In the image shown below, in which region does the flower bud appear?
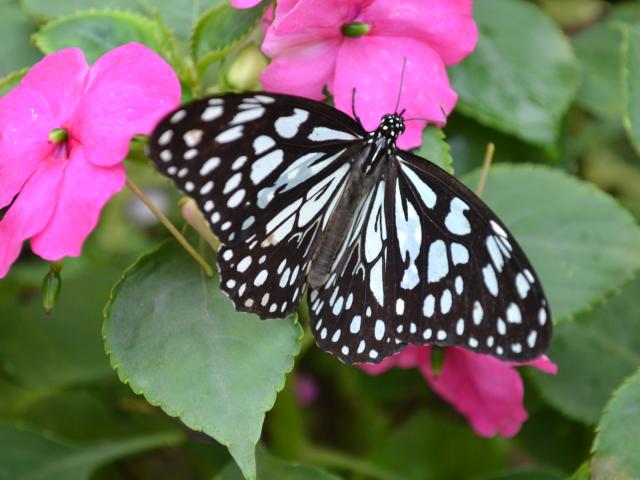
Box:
[42,267,62,314]
[180,198,219,250]
[226,44,268,91]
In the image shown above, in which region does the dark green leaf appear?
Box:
[530,278,640,424]
[450,0,580,152]
[216,446,341,480]
[573,22,624,118]
[592,368,640,478]
[103,240,302,479]
[462,164,640,321]
[0,422,182,480]
[370,410,506,480]
[0,259,126,388]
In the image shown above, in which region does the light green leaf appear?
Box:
[216,446,341,480]
[621,24,640,157]
[530,277,640,424]
[0,423,182,480]
[592,368,640,479]
[103,240,302,480]
[0,3,41,77]
[191,1,267,72]
[462,164,640,321]
[414,126,454,174]
[449,0,580,153]
[21,0,136,18]
[33,10,169,63]
[0,68,28,95]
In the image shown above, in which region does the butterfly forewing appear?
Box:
[148,93,363,317]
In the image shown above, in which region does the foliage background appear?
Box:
[1,0,640,479]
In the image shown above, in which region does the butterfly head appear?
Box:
[378,113,405,141]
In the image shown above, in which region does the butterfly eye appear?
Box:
[148,92,552,365]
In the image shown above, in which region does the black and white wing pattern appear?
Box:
[148,93,364,318]
[309,151,552,364]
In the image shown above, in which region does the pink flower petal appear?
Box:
[17,48,89,123]
[359,345,422,375]
[230,0,262,8]
[30,145,125,260]
[0,160,64,278]
[70,43,181,167]
[362,0,478,65]
[262,0,362,56]
[333,35,457,149]
[261,39,340,100]
[510,354,558,375]
[0,87,57,208]
[420,348,529,438]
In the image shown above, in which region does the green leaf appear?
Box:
[592,368,640,478]
[33,10,169,63]
[191,1,267,71]
[530,277,640,424]
[621,24,640,157]
[103,240,302,480]
[21,0,136,18]
[572,22,625,119]
[414,126,454,174]
[569,462,591,480]
[0,259,127,389]
[216,446,341,480]
[461,164,640,321]
[370,410,506,480]
[0,422,182,480]
[476,471,564,480]
[449,0,580,153]
[0,3,42,77]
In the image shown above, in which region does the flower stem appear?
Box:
[475,142,495,197]
[125,177,213,277]
[302,444,399,480]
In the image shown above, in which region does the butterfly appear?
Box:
[147,92,552,364]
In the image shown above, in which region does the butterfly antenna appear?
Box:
[351,88,363,127]
[394,57,408,115]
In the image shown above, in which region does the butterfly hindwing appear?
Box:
[147,93,364,318]
[389,151,552,361]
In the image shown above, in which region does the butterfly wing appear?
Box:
[310,150,552,364]
[147,93,364,318]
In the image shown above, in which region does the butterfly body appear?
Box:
[148,92,552,365]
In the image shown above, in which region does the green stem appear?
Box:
[302,445,399,480]
[126,177,213,277]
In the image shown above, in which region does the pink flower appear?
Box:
[361,346,557,437]
[0,44,181,278]
[231,0,261,7]
[261,0,477,148]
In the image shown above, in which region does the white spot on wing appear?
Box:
[427,240,448,283]
[445,198,471,235]
[275,108,309,138]
[308,126,356,142]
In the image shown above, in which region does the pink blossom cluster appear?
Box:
[0,44,180,277]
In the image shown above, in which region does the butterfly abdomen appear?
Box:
[308,143,384,288]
